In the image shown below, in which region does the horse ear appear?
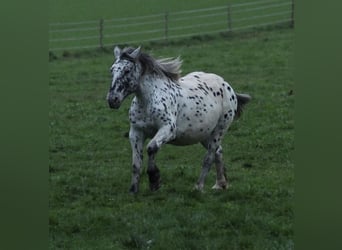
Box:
[129,46,141,60]
[114,46,121,59]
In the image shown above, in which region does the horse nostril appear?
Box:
[108,96,121,109]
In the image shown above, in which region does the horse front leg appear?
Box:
[146,147,161,191]
[146,124,176,191]
[129,127,145,194]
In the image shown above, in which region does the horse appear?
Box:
[106,46,251,193]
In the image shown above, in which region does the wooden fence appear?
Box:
[49,0,294,51]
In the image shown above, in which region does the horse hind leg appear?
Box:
[197,116,231,191]
[212,145,229,190]
[196,137,223,191]
[196,144,228,191]
[195,148,215,191]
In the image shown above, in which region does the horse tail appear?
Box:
[235,93,251,119]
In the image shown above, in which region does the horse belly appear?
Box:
[171,107,221,146]
[170,129,214,145]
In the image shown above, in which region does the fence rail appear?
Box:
[49,0,294,51]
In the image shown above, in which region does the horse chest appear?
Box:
[129,98,176,137]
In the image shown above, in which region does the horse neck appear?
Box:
[136,74,169,103]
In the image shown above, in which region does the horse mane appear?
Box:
[121,47,182,81]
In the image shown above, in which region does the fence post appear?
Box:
[291,0,294,28]
[227,4,232,33]
[164,11,169,43]
[99,18,104,49]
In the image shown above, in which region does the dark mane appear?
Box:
[121,47,182,81]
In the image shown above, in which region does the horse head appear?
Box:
[107,46,142,109]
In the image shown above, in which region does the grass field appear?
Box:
[49,25,294,249]
[49,0,286,23]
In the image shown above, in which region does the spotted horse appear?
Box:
[107,46,251,193]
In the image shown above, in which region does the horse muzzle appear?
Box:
[107,95,122,109]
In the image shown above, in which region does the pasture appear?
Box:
[49,0,291,23]
[49,26,294,249]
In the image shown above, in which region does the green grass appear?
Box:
[49,0,281,23]
[49,28,294,249]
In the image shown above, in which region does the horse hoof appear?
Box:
[212,182,229,190]
[149,181,161,192]
[193,184,204,192]
[129,184,139,194]
[147,168,161,191]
